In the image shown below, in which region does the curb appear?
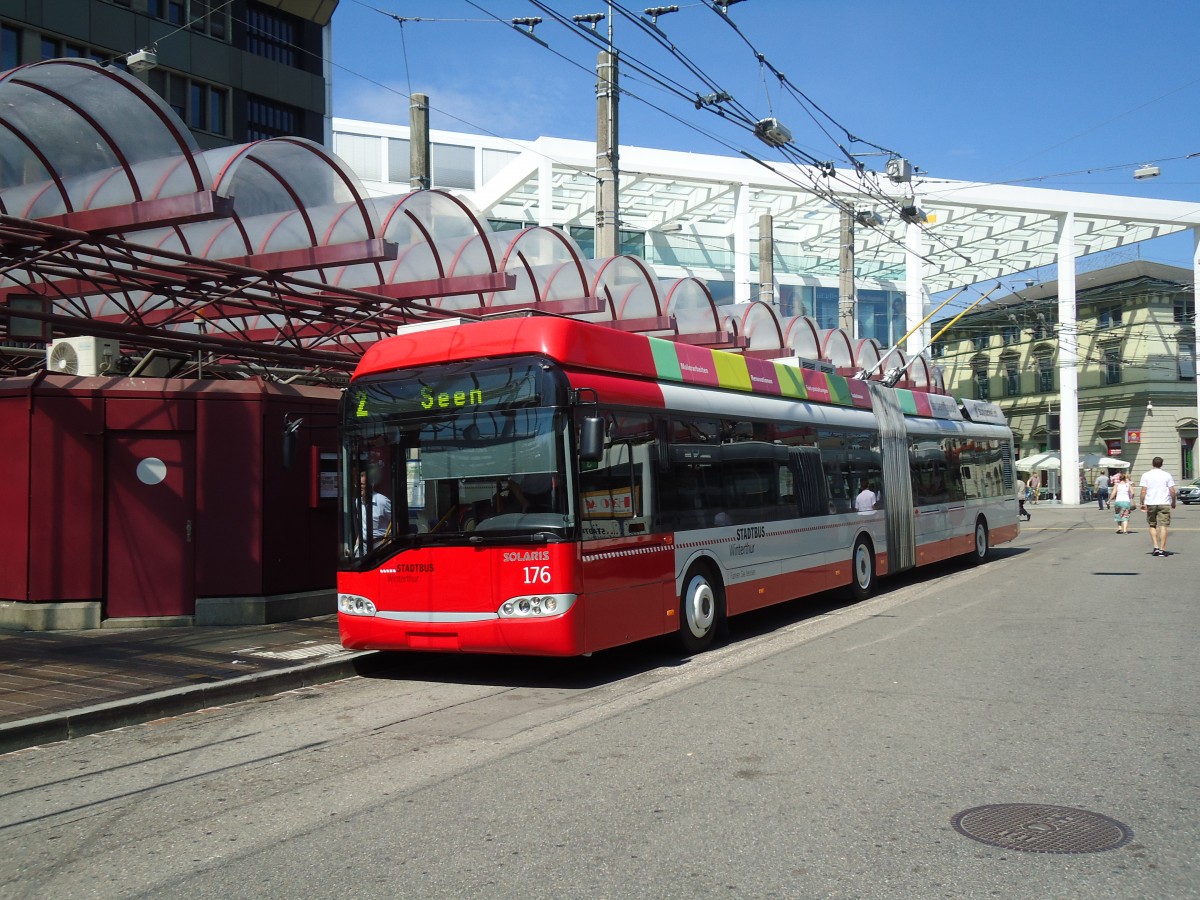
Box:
[0,651,376,756]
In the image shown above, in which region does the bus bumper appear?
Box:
[338,609,586,657]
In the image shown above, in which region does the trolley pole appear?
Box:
[410,92,431,191]
[595,47,619,258]
[758,214,775,305]
[839,207,856,332]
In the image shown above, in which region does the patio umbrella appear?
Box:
[1015,451,1061,471]
[1016,451,1130,471]
[1079,452,1130,469]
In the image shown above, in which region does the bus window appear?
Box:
[580,413,654,540]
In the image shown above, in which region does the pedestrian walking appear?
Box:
[1016,477,1031,521]
[1111,472,1133,533]
[1138,457,1177,557]
[1028,472,1040,505]
[1095,471,1110,510]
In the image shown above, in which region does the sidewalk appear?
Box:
[0,614,372,754]
[2,502,1189,756]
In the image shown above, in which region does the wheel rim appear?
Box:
[685,576,715,638]
[854,542,872,590]
[975,522,988,557]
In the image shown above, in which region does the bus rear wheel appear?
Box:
[971,516,990,564]
[679,566,721,654]
[849,536,876,601]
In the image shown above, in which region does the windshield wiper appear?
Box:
[468,530,565,546]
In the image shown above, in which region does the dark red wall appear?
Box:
[0,375,340,618]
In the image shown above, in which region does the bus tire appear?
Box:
[971,516,990,564]
[849,535,876,602]
[679,565,721,654]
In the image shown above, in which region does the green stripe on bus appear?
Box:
[774,362,808,399]
[896,390,919,415]
[649,338,683,382]
[827,374,853,405]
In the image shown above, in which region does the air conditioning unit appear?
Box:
[778,355,836,374]
[46,336,121,376]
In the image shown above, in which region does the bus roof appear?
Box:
[355,315,968,421]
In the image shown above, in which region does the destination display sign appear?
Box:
[348,362,544,421]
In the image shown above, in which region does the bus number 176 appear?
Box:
[524,566,552,585]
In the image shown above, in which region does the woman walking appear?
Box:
[1112,472,1134,533]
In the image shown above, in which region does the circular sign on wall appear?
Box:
[136,457,168,485]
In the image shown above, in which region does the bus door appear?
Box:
[579,415,672,649]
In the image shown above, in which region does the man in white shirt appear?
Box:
[855,482,878,513]
[359,470,393,550]
[1138,457,1177,557]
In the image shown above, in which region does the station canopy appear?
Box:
[5,61,1195,388]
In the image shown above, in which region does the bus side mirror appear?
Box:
[580,416,604,462]
[282,417,302,470]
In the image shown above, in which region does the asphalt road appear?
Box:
[2,507,1197,899]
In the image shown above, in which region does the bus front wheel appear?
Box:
[849,536,876,601]
[679,566,721,654]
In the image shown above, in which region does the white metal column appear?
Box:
[538,157,554,228]
[1194,228,1200,471]
[905,218,926,355]
[1057,212,1081,505]
[734,182,751,304]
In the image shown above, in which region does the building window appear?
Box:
[151,0,185,25]
[813,287,839,330]
[432,143,475,190]
[1003,359,1019,397]
[973,368,990,401]
[149,71,228,136]
[929,340,945,360]
[483,148,519,182]
[1178,339,1195,380]
[1097,306,1123,328]
[971,333,989,351]
[1103,346,1121,385]
[1175,297,1196,324]
[568,227,646,261]
[387,138,410,183]
[246,95,300,140]
[333,133,382,181]
[246,2,298,65]
[1037,356,1054,392]
[1002,324,1020,345]
[149,1,229,40]
[2,25,19,70]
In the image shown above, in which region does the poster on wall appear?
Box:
[1125,430,1142,444]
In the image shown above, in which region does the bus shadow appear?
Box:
[353,550,1028,691]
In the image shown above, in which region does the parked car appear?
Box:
[1180,479,1200,504]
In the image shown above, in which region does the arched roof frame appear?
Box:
[726,302,790,358]
[480,226,597,315]
[781,316,823,361]
[0,60,210,227]
[819,328,856,371]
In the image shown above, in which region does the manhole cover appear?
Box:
[951,804,1133,854]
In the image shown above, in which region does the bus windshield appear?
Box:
[339,358,574,566]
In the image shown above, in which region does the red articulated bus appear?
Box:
[336,315,1017,656]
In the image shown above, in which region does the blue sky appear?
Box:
[330,1,1200,271]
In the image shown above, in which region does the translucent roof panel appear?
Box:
[662,278,720,334]
[728,302,785,351]
[206,139,371,224]
[0,60,203,218]
[781,316,822,360]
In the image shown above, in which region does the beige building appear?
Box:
[933,261,1197,489]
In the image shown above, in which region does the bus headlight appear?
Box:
[497,594,576,619]
[338,593,377,616]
